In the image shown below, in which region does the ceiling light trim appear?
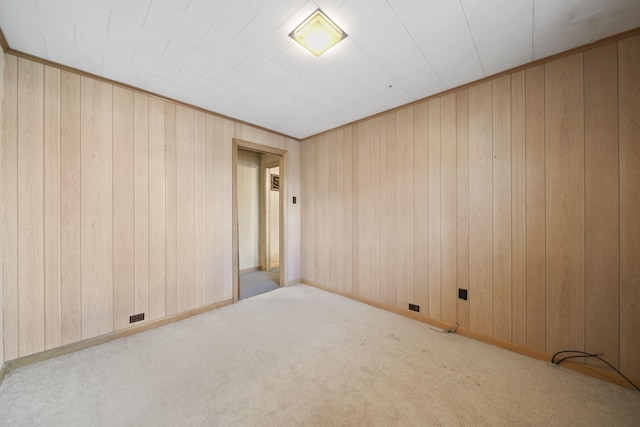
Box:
[289,9,347,57]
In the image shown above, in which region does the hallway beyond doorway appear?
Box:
[239,268,280,300]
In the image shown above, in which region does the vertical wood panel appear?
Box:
[380,114,397,306]
[44,65,61,349]
[383,118,396,304]
[525,65,546,351]
[315,135,330,288]
[428,99,441,319]
[301,141,311,281]
[286,137,301,283]
[413,103,429,315]
[441,92,457,324]
[80,77,113,339]
[370,118,381,302]
[511,71,527,345]
[212,117,225,302]
[176,106,195,312]
[337,131,347,292]
[456,89,470,329]
[619,35,640,380]
[351,126,359,296]
[320,136,331,287]
[468,81,493,336]
[164,102,177,316]
[342,126,353,294]
[1,54,18,360]
[18,58,45,356]
[205,115,216,303]
[222,119,234,301]
[584,43,619,367]
[307,137,318,284]
[0,52,4,363]
[545,53,585,353]
[59,70,82,345]
[112,86,135,331]
[329,130,342,291]
[357,121,371,300]
[492,75,512,341]
[194,111,207,307]
[378,117,388,303]
[396,107,414,309]
[134,92,149,322]
[148,97,165,320]
[325,133,336,289]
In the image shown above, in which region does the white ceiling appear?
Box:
[1,0,639,139]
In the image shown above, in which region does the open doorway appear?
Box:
[263,159,280,275]
[233,140,287,301]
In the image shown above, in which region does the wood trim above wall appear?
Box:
[235,138,287,156]
[2,23,637,144]
[0,28,299,142]
[264,160,281,169]
[304,26,640,141]
[0,26,9,51]
[300,279,640,391]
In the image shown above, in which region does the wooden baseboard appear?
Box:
[301,279,639,390]
[287,278,301,286]
[1,298,233,379]
[0,362,6,384]
[301,279,454,331]
[559,360,639,389]
[240,267,261,274]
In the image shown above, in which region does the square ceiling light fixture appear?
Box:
[289,9,347,56]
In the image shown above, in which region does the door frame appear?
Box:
[232,138,288,303]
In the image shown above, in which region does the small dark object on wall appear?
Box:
[271,174,280,191]
[129,313,145,323]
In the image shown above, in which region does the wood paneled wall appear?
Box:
[301,35,640,380]
[0,54,301,362]
[0,49,4,365]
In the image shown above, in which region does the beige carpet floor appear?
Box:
[0,284,638,426]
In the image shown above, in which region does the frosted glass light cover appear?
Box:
[289,9,347,56]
